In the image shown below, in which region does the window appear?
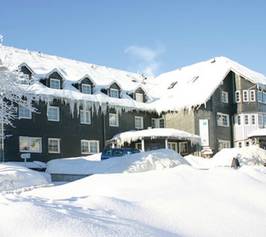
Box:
[168,142,178,152]
[217,113,229,127]
[135,143,142,150]
[235,90,241,103]
[236,115,241,125]
[110,88,119,98]
[179,142,188,154]
[19,136,42,153]
[135,116,144,129]
[257,91,263,103]
[251,115,256,125]
[50,78,61,89]
[135,92,144,102]
[221,91,228,103]
[151,118,165,128]
[48,138,60,153]
[243,90,249,102]
[80,109,91,124]
[245,141,249,146]
[238,142,242,148]
[250,90,256,102]
[18,105,31,119]
[81,84,92,94]
[47,105,59,121]
[218,140,231,151]
[81,140,99,154]
[109,113,119,127]
[263,92,266,104]
[244,115,249,125]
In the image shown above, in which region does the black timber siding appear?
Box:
[4,100,154,162]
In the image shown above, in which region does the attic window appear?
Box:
[168,81,178,89]
[110,88,119,98]
[81,84,92,94]
[50,78,61,89]
[192,76,199,83]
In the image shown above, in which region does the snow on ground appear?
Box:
[46,149,187,175]
[1,164,266,237]
[0,164,50,192]
[212,145,266,167]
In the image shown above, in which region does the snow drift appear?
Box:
[212,145,266,167]
[0,164,50,192]
[46,149,188,175]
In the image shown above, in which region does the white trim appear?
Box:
[243,90,249,102]
[19,136,42,153]
[168,142,178,152]
[135,92,144,102]
[217,112,230,127]
[250,90,256,102]
[18,105,32,119]
[47,105,60,122]
[235,90,241,103]
[135,116,144,129]
[50,78,61,89]
[218,139,231,150]
[80,109,91,124]
[81,140,99,154]
[109,112,119,127]
[48,138,60,154]
[81,84,92,94]
[109,88,119,98]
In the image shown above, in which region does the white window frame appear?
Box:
[135,92,144,102]
[179,142,189,154]
[47,105,60,122]
[217,112,230,127]
[81,84,92,94]
[235,90,241,103]
[19,136,42,153]
[218,139,231,151]
[50,78,61,89]
[81,140,99,154]
[135,116,144,129]
[244,115,249,125]
[250,90,256,102]
[236,115,241,125]
[221,91,229,103]
[110,88,119,98]
[151,118,165,128]
[48,138,60,154]
[80,109,91,125]
[251,114,256,125]
[168,142,178,152]
[109,112,119,127]
[243,90,249,102]
[18,105,32,119]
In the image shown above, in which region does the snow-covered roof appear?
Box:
[248,128,266,138]
[109,128,201,145]
[148,57,266,113]
[1,45,266,114]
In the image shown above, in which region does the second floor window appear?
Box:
[244,115,249,125]
[217,113,229,127]
[80,109,91,124]
[47,105,60,121]
[109,112,119,127]
[221,91,228,103]
[250,90,256,102]
[135,93,144,102]
[152,118,165,128]
[135,116,144,129]
[18,105,32,119]
[251,115,256,125]
[243,90,249,102]
[235,90,241,103]
[50,78,61,89]
[81,84,92,94]
[110,88,119,98]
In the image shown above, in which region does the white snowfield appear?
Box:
[1,164,266,237]
[1,45,266,113]
[47,149,187,175]
[0,164,50,192]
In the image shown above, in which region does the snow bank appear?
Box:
[7,164,266,237]
[212,145,266,167]
[46,149,188,175]
[184,154,212,169]
[0,164,50,192]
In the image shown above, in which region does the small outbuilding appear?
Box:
[106,128,201,156]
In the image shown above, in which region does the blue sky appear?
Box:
[0,0,265,76]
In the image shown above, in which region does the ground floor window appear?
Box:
[179,142,188,154]
[81,140,99,154]
[168,142,178,152]
[48,138,60,153]
[218,139,231,151]
[135,116,144,129]
[19,136,42,153]
[135,142,142,150]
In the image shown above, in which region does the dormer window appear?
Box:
[81,84,92,94]
[50,78,61,89]
[110,88,119,98]
[135,92,144,102]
